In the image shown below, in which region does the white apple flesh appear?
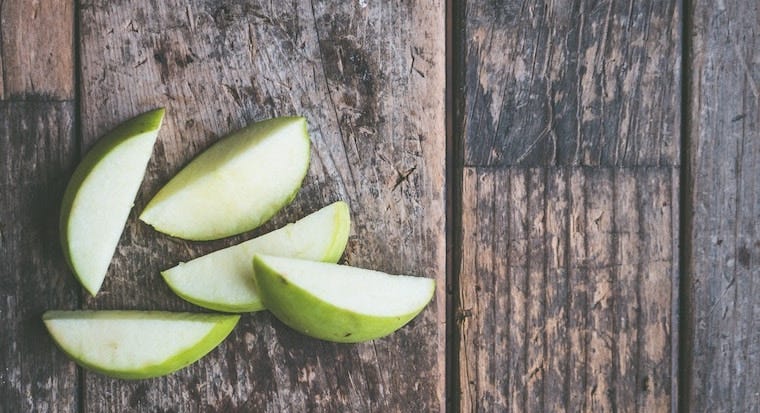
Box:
[60,108,164,296]
[162,201,351,312]
[43,311,239,379]
[253,255,435,343]
[140,116,311,241]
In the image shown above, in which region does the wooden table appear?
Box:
[1,1,757,412]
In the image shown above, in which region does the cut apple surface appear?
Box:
[60,108,164,296]
[253,255,435,343]
[162,201,351,312]
[140,116,311,241]
[43,311,239,379]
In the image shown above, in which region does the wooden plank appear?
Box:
[0,102,79,412]
[506,170,528,412]
[584,168,614,412]
[525,168,547,411]
[566,168,587,413]
[78,1,445,411]
[613,171,641,410]
[0,0,74,99]
[0,0,78,411]
[543,167,569,413]
[456,0,681,410]
[458,167,678,412]
[456,2,681,410]
[688,1,760,411]
[460,0,680,167]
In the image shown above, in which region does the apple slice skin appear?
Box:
[253,256,435,343]
[161,201,351,313]
[319,201,352,264]
[60,108,165,296]
[43,311,239,379]
[140,116,311,241]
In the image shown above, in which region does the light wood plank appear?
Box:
[525,168,547,411]
[78,1,445,411]
[543,167,570,413]
[0,0,74,99]
[458,167,678,412]
[566,168,587,413]
[613,170,641,410]
[585,168,614,412]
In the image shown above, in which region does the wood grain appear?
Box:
[458,167,678,412]
[0,0,78,411]
[0,0,74,99]
[0,102,79,412]
[461,0,680,167]
[78,0,445,411]
[688,1,760,411]
[455,0,681,411]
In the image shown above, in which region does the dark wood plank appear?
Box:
[78,0,445,411]
[0,101,79,412]
[688,1,760,411]
[461,0,680,167]
[0,1,78,411]
[456,1,681,411]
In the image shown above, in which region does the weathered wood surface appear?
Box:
[78,0,445,412]
[687,0,760,411]
[459,0,680,168]
[5,0,760,411]
[0,103,80,413]
[0,1,78,412]
[458,167,678,412]
[455,1,681,411]
[0,0,75,100]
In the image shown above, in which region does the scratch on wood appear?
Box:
[186,5,195,31]
[732,40,759,101]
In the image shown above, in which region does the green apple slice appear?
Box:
[162,201,351,313]
[253,255,435,343]
[139,116,311,241]
[43,311,239,379]
[60,108,164,296]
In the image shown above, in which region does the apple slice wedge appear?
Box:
[253,255,435,343]
[60,108,164,296]
[140,116,311,241]
[162,201,351,312]
[43,311,239,379]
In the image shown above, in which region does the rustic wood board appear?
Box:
[459,0,680,168]
[458,167,678,412]
[0,102,80,413]
[0,1,78,412]
[78,0,445,411]
[455,1,681,411]
[687,0,760,411]
[0,0,75,100]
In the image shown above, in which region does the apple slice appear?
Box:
[60,108,164,296]
[139,116,311,241]
[43,311,239,379]
[253,255,435,343]
[162,201,351,312]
